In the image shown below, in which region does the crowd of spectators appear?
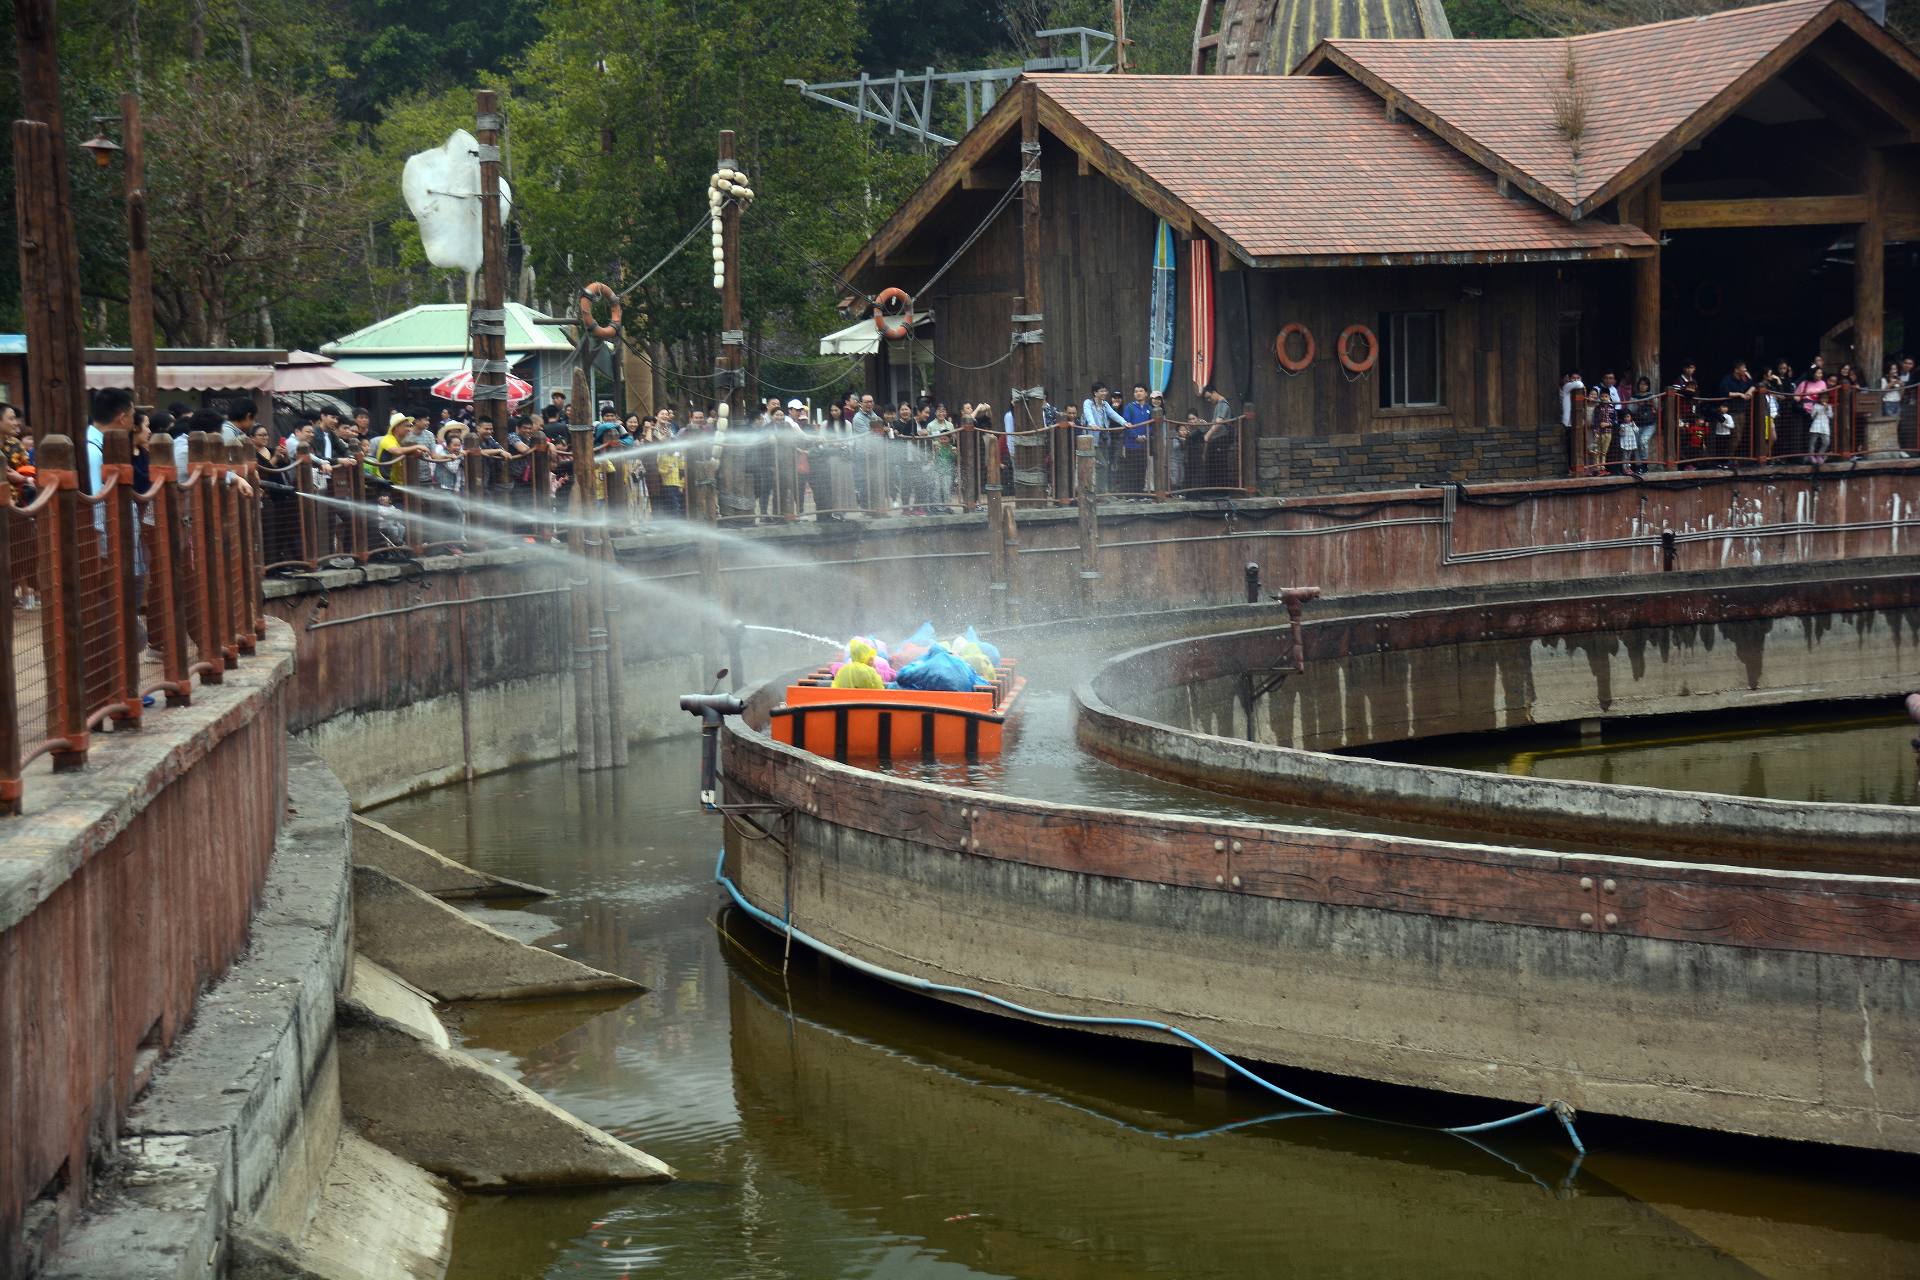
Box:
[1562,353,1916,474]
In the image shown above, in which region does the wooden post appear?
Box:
[146,435,191,706]
[530,431,552,542]
[0,482,20,812]
[236,442,263,643]
[11,121,91,494]
[1855,148,1885,390]
[1630,181,1662,391]
[101,423,142,726]
[1016,89,1048,502]
[462,431,484,543]
[694,457,726,677]
[1153,412,1172,498]
[985,426,1009,626]
[717,130,749,523]
[37,436,88,768]
[188,433,225,683]
[600,514,629,768]
[567,425,598,772]
[474,90,510,447]
[1076,434,1100,614]
[123,92,158,410]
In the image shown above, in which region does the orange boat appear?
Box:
[769,660,1024,761]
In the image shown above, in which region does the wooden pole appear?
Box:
[985,427,1008,626]
[1075,433,1100,614]
[101,422,142,726]
[13,1,89,488]
[1629,181,1662,391]
[716,130,749,523]
[567,424,598,772]
[0,482,19,813]
[475,90,510,446]
[1016,89,1048,506]
[37,435,89,768]
[1855,148,1885,387]
[123,92,158,410]
[11,121,91,494]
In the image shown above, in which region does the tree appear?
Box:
[143,72,374,346]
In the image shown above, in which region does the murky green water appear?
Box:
[373,735,1920,1280]
[1370,703,1918,807]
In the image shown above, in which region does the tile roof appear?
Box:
[1306,0,1837,212]
[1034,74,1652,264]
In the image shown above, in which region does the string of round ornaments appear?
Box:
[709,166,755,448]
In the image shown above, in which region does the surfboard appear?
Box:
[1189,238,1214,393]
[1148,219,1176,395]
[1219,268,1252,403]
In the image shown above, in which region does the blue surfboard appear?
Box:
[1148,219,1176,395]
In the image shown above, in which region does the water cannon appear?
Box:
[681,689,746,810]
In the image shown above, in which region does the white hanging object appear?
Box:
[401,129,515,275]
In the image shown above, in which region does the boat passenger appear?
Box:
[832,638,885,689]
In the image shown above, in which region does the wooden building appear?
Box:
[841,0,1920,494]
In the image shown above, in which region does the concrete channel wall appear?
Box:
[719,680,1920,1154]
[0,626,295,1280]
[1076,569,1920,867]
[267,463,1920,802]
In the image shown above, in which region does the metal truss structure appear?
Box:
[785,27,1117,148]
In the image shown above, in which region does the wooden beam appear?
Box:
[959,164,1016,191]
[1586,3,1920,215]
[1628,180,1661,389]
[1661,194,1870,229]
[1779,61,1911,146]
[846,87,1026,282]
[1855,148,1885,383]
[1803,40,1920,142]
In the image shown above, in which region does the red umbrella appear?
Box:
[430,368,534,404]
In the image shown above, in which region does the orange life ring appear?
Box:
[872,287,914,341]
[579,282,622,339]
[1337,323,1378,374]
[1275,322,1315,373]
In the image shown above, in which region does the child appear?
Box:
[1586,386,1614,475]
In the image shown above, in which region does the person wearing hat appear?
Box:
[370,410,427,487]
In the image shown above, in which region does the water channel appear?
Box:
[371,684,1920,1278]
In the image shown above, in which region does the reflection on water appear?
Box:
[371,741,1920,1279]
[1373,704,1918,807]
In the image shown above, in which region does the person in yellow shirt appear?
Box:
[369,411,426,486]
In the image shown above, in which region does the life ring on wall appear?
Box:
[1275,322,1315,373]
[578,282,622,339]
[1336,323,1378,374]
[1692,281,1723,318]
[872,287,914,340]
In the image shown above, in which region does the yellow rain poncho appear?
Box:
[832,638,885,689]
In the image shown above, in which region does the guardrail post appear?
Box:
[463,431,485,544]
[146,434,191,706]
[102,424,141,728]
[1153,413,1171,499]
[187,433,225,683]
[229,441,262,648]
[959,423,979,510]
[1076,434,1100,614]
[986,427,1009,625]
[38,436,88,769]
[0,483,20,812]
[530,432,552,541]
[294,448,318,565]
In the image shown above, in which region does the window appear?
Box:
[1379,311,1444,410]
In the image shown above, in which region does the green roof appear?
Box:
[320,302,575,358]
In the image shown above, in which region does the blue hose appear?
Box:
[715,849,1585,1155]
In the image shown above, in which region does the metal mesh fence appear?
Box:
[75,494,119,722]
